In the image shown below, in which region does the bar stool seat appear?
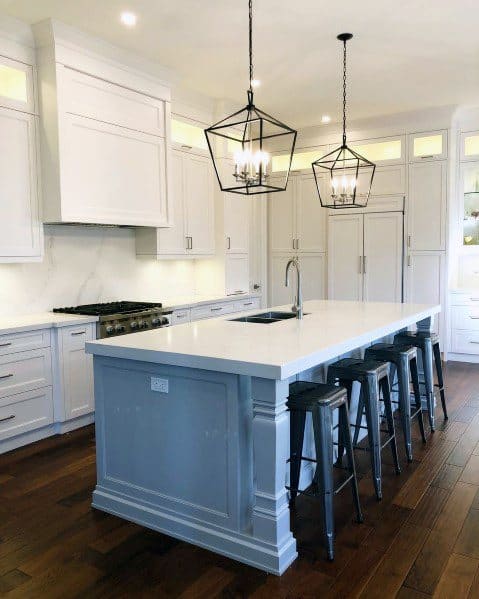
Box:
[394,330,448,432]
[365,343,426,462]
[327,357,401,500]
[287,380,363,561]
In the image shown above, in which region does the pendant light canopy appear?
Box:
[312,33,375,209]
[204,0,297,195]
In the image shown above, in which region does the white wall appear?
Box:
[0,226,198,315]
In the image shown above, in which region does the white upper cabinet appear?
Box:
[225,193,249,254]
[461,131,479,162]
[408,161,447,251]
[408,130,447,162]
[136,148,215,258]
[349,136,405,166]
[0,108,41,261]
[269,174,326,254]
[38,56,172,227]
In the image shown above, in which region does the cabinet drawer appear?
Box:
[452,306,479,331]
[0,387,53,441]
[61,67,165,136]
[0,348,52,398]
[171,309,191,325]
[0,329,51,356]
[451,292,479,307]
[190,302,237,321]
[451,330,479,355]
[234,298,261,312]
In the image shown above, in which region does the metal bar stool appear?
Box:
[364,343,426,462]
[327,358,401,501]
[394,330,448,432]
[287,381,363,561]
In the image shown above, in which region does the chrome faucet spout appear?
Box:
[285,257,303,319]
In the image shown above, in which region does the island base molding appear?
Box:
[92,487,298,575]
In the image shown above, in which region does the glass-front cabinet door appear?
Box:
[461,162,479,246]
[0,55,34,113]
[461,131,479,162]
[409,130,447,162]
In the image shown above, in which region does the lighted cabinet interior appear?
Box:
[409,131,447,161]
[0,55,33,113]
[171,118,208,151]
[461,131,479,161]
[461,162,479,246]
[349,137,403,164]
[272,148,326,173]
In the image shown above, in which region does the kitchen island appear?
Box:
[86,300,440,575]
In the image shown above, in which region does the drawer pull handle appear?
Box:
[470,316,479,320]
[211,307,223,311]
[71,331,86,336]
[420,155,434,159]
[176,314,187,318]
[244,302,253,306]
[0,342,12,347]
[0,414,15,423]
[470,341,479,344]
[471,299,479,302]
[0,373,13,380]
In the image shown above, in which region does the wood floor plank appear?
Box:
[461,454,479,485]
[432,463,463,491]
[432,553,479,598]
[454,508,479,558]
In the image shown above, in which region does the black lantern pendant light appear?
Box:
[312,33,375,208]
[204,0,297,195]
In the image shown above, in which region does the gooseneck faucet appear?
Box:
[285,257,303,319]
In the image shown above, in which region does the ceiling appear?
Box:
[1,0,479,128]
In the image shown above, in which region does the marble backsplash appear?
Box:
[0,226,201,315]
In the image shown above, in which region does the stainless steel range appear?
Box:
[53,301,171,338]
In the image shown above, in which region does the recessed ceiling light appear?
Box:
[321,115,331,124]
[251,79,261,88]
[120,11,137,27]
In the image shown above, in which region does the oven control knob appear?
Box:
[160,317,170,326]
[105,325,114,335]
[141,321,149,329]
[151,317,160,326]
[130,321,138,330]
[115,324,125,333]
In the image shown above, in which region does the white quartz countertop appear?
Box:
[86,300,440,380]
[162,292,260,311]
[0,312,98,336]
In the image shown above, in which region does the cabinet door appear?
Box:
[363,212,403,302]
[0,55,34,113]
[300,254,326,301]
[408,161,446,251]
[0,107,41,260]
[328,215,363,301]
[61,113,169,226]
[296,173,326,253]
[269,254,294,307]
[268,177,296,252]
[156,150,187,254]
[60,325,94,420]
[409,130,447,162]
[225,193,249,253]
[406,252,444,336]
[225,254,249,294]
[184,153,215,254]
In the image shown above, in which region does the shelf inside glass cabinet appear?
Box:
[464,191,479,245]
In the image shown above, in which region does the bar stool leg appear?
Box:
[339,402,363,524]
[381,374,401,474]
[335,379,353,466]
[312,404,335,560]
[422,338,436,432]
[289,408,306,506]
[353,387,365,448]
[433,342,448,420]
[410,356,427,443]
[397,355,413,462]
[363,377,382,500]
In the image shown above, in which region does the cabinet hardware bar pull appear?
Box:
[363,256,367,274]
[471,298,479,302]
[176,314,187,318]
[181,144,192,149]
[0,342,12,347]
[211,307,223,311]
[244,302,253,306]
[0,414,15,423]
[227,236,231,250]
[470,316,479,319]
[358,256,362,274]
[190,236,193,250]
[420,155,434,159]
[0,373,13,380]
[296,239,300,250]
[71,331,86,335]
[407,255,412,267]
[292,239,295,250]
[407,235,411,247]
[471,341,479,344]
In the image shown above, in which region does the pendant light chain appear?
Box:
[248,0,254,100]
[342,38,347,146]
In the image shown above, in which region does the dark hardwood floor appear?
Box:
[2,361,479,598]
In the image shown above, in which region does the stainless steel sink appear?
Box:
[230,311,308,324]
